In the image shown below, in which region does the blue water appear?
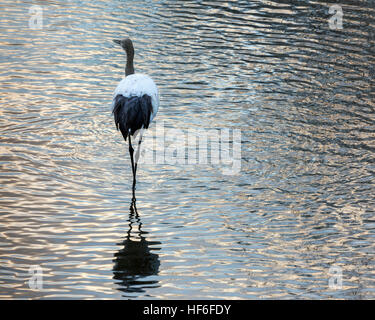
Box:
[0,0,374,299]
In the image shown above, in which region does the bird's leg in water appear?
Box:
[128,135,136,198]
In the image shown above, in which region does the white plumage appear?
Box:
[112,73,159,122]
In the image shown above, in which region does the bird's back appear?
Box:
[112,74,159,120]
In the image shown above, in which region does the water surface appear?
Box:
[0,0,374,299]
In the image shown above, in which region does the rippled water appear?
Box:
[1,0,375,299]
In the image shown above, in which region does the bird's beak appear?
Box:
[113,39,121,45]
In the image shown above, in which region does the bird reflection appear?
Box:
[113,198,161,297]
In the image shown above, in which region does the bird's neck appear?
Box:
[125,49,135,76]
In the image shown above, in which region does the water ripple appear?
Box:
[0,0,374,299]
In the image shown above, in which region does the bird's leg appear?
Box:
[128,135,136,198]
[134,129,144,175]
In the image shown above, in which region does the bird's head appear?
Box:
[113,38,134,55]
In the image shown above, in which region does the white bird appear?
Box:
[112,38,159,197]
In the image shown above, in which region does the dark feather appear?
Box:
[112,94,153,141]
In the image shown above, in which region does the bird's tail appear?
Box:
[112,94,153,141]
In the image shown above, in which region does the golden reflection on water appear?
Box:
[0,0,374,299]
